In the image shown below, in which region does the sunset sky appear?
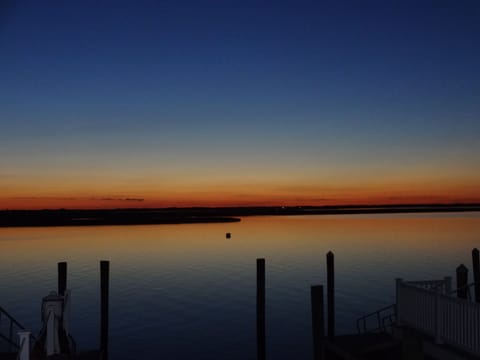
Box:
[1,1,480,209]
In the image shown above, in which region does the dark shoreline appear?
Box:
[1,203,480,228]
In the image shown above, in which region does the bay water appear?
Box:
[1,213,479,359]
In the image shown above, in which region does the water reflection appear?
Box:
[0,213,479,359]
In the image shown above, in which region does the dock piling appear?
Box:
[326,251,335,338]
[456,264,468,299]
[58,261,67,296]
[100,260,110,360]
[310,285,325,360]
[472,248,480,303]
[256,258,266,360]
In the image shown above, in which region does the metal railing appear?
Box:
[356,304,396,334]
[447,281,479,300]
[0,306,35,357]
[0,306,26,352]
[404,277,452,293]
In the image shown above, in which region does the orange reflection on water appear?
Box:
[1,213,479,270]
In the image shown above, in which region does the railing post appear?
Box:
[472,248,480,303]
[17,331,30,360]
[395,278,403,326]
[443,276,452,295]
[434,289,442,344]
[456,264,468,299]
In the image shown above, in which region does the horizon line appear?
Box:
[3,202,480,212]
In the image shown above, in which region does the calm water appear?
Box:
[1,213,479,359]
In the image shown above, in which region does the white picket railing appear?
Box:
[396,278,480,356]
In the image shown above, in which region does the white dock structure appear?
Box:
[396,277,480,358]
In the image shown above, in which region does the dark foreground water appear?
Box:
[1,213,479,359]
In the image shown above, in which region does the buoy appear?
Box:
[226,232,231,239]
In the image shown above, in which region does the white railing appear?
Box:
[16,331,30,360]
[397,278,480,356]
[403,278,452,293]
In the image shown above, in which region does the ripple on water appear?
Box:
[1,213,479,359]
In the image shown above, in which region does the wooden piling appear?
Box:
[456,264,468,299]
[472,249,480,303]
[256,258,266,360]
[100,260,110,360]
[326,251,335,338]
[311,285,325,360]
[58,261,67,296]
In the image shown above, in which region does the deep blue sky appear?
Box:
[1,1,480,208]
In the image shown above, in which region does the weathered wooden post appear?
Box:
[456,264,468,299]
[256,258,266,360]
[326,251,335,338]
[100,260,110,360]
[311,285,325,360]
[472,248,480,303]
[58,261,67,296]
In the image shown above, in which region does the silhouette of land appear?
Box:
[1,203,479,227]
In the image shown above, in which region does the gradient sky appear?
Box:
[1,1,480,209]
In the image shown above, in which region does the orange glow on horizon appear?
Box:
[1,191,479,210]
[2,171,480,210]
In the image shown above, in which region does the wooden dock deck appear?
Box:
[324,333,401,360]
